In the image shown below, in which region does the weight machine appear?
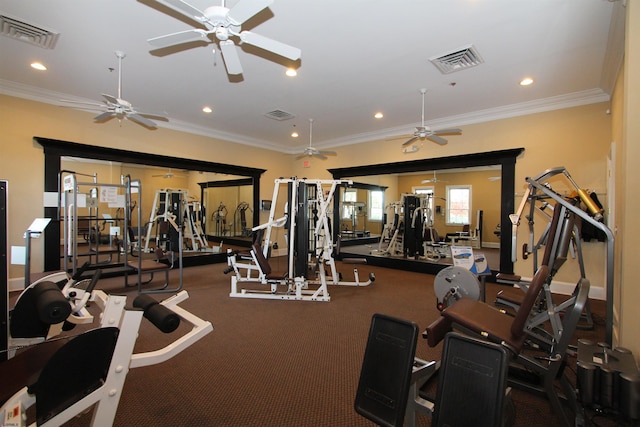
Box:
[373,201,401,255]
[499,167,614,345]
[233,201,252,237]
[211,202,229,236]
[226,177,374,302]
[144,189,207,253]
[58,171,136,277]
[1,283,212,427]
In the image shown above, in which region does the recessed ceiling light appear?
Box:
[286,68,297,77]
[30,62,47,71]
[374,112,383,119]
[520,77,534,86]
[202,106,213,113]
[291,131,299,138]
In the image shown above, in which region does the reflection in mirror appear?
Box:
[199,179,254,242]
[330,148,524,275]
[343,167,502,267]
[38,137,265,272]
[338,183,386,240]
[60,157,253,262]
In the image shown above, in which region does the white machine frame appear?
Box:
[1,289,212,427]
[227,177,374,302]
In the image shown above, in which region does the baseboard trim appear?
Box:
[9,277,24,292]
[515,275,605,300]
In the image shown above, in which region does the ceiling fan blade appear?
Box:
[240,31,301,60]
[59,99,105,108]
[403,136,419,146]
[427,134,448,145]
[148,29,209,49]
[433,128,462,135]
[137,111,170,121]
[228,0,273,25]
[94,111,115,122]
[152,0,206,23]
[314,153,328,160]
[101,93,119,105]
[319,150,337,156]
[219,40,243,75]
[128,113,158,128]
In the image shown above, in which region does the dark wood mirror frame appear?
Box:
[329,148,525,276]
[36,137,265,271]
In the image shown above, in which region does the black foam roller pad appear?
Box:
[133,294,180,333]
[32,282,71,324]
[144,303,180,333]
[133,294,158,312]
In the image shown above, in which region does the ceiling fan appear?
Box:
[146,0,302,76]
[60,51,168,129]
[402,88,462,148]
[296,119,336,160]
[421,171,448,184]
[152,168,186,178]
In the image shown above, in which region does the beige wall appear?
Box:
[616,0,640,355]
[0,95,289,279]
[310,103,611,287]
[2,94,613,294]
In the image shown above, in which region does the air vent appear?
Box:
[0,13,59,49]
[264,109,296,121]
[430,45,484,74]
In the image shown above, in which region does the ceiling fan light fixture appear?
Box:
[30,62,47,71]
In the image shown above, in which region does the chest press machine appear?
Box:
[226,177,374,302]
[355,167,615,427]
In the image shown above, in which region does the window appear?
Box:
[342,189,357,219]
[369,190,384,221]
[446,185,471,225]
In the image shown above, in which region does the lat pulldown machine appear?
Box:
[226,177,374,302]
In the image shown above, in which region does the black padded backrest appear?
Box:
[511,264,549,338]
[33,327,119,425]
[429,228,442,242]
[252,244,272,275]
[433,332,509,427]
[355,313,418,427]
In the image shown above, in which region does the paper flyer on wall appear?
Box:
[451,246,491,275]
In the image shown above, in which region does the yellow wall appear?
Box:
[2,94,613,294]
[0,95,289,278]
[617,0,640,355]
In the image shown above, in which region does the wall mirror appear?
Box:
[337,182,387,240]
[329,148,524,275]
[37,137,265,272]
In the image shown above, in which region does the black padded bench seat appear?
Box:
[0,339,67,405]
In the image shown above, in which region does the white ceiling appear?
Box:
[0,0,624,154]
